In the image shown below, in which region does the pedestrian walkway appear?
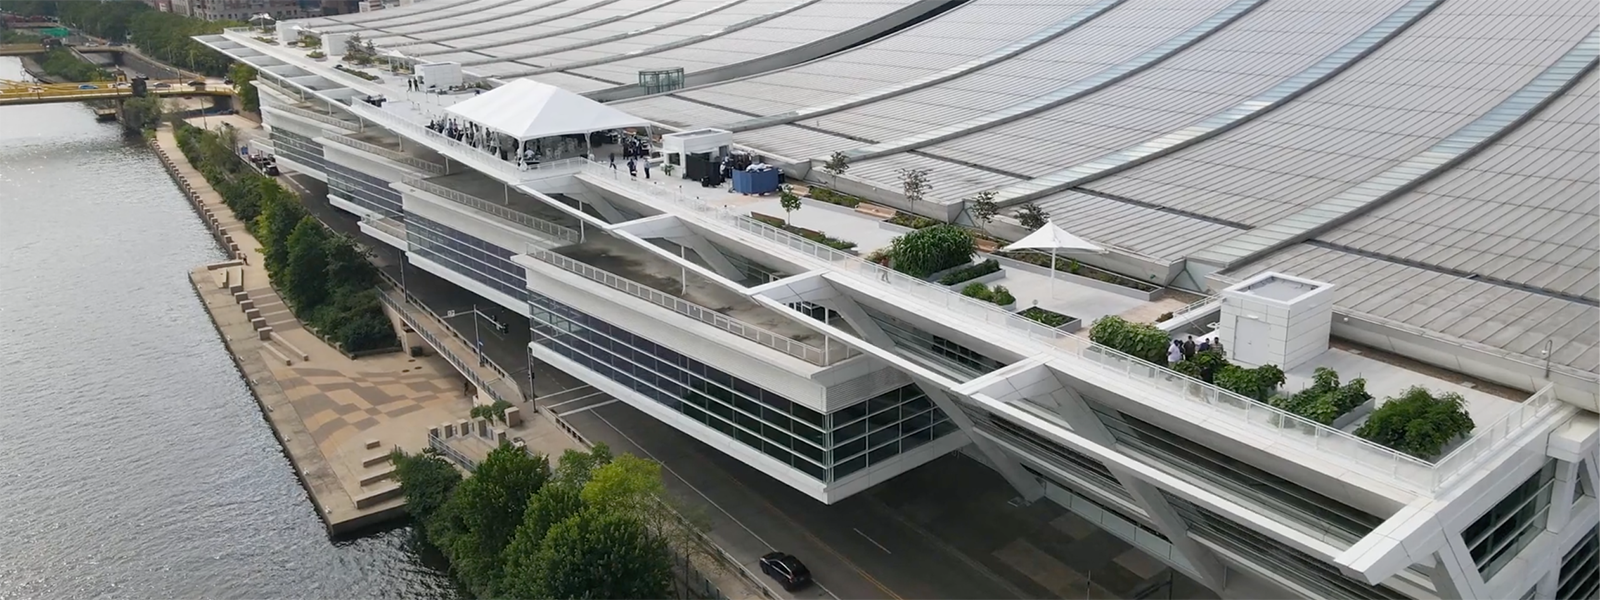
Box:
[155,124,470,533]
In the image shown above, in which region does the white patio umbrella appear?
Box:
[1002,220,1105,293]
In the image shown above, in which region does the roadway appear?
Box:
[281,171,1202,600]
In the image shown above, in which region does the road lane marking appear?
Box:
[853,529,891,554]
[557,398,617,416]
[544,390,605,410]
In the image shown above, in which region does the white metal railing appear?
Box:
[265,102,359,130]
[1431,384,1561,489]
[360,215,406,240]
[524,245,851,366]
[323,132,445,175]
[1173,294,1221,318]
[401,176,581,243]
[572,162,1467,493]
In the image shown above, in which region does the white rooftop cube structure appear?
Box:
[1218,272,1334,370]
[415,62,461,90]
[321,32,350,58]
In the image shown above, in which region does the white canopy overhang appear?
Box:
[1003,221,1105,254]
[445,78,650,142]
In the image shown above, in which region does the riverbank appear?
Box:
[150,122,469,534]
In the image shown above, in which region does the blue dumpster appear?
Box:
[732,168,781,195]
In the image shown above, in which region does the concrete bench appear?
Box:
[361,452,392,468]
[354,482,402,509]
[270,331,310,362]
[855,203,895,219]
[262,342,293,366]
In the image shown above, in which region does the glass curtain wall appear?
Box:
[1086,400,1382,545]
[406,214,527,298]
[1559,526,1598,600]
[326,162,402,217]
[269,128,326,173]
[528,291,959,483]
[1161,492,1409,600]
[1463,460,1558,580]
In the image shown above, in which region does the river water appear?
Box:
[0,57,458,599]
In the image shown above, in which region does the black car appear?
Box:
[759,552,811,591]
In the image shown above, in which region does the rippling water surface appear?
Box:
[0,57,457,599]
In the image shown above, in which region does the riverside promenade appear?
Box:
[154,123,469,533]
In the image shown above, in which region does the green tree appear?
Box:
[778,184,802,225]
[283,217,331,311]
[967,190,999,227]
[1014,202,1049,230]
[889,224,976,278]
[553,443,613,488]
[897,167,931,205]
[1355,387,1474,459]
[322,233,379,293]
[391,449,462,522]
[529,511,672,600]
[120,95,165,132]
[228,62,260,113]
[499,483,585,599]
[581,454,665,516]
[254,181,307,275]
[822,151,850,187]
[428,445,550,596]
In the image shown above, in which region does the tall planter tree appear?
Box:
[897,167,931,205]
[1015,202,1049,230]
[778,184,802,225]
[968,190,999,227]
[823,151,850,188]
[283,216,330,311]
[889,225,975,278]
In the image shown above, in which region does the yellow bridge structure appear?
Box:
[0,43,128,56]
[0,78,236,106]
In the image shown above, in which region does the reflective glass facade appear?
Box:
[1464,460,1557,580]
[1560,526,1598,600]
[407,214,526,298]
[326,161,402,217]
[862,306,1007,379]
[528,291,958,482]
[962,406,1130,501]
[1087,400,1381,545]
[270,127,325,173]
[1162,492,1408,600]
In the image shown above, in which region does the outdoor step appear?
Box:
[354,481,402,509]
[360,464,397,487]
[361,452,392,468]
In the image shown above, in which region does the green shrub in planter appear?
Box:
[1172,349,1227,381]
[1019,306,1073,328]
[962,282,990,300]
[990,285,1015,306]
[890,225,975,278]
[1270,367,1371,424]
[808,187,862,208]
[938,259,1000,285]
[1215,363,1285,401]
[1356,387,1474,459]
[1089,315,1171,366]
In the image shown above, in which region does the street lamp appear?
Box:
[445,304,505,366]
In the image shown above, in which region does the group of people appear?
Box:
[1167,335,1220,365]
[424,116,547,167]
[608,152,651,179]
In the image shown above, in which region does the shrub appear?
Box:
[1014,203,1048,230]
[1019,306,1073,328]
[306,50,325,59]
[1172,348,1227,381]
[990,285,1015,306]
[751,214,856,251]
[1356,387,1474,459]
[887,212,939,230]
[938,258,1000,285]
[889,225,975,278]
[1215,363,1286,401]
[1270,368,1372,424]
[959,282,1014,306]
[1154,311,1174,323]
[807,186,862,208]
[1089,316,1171,366]
[390,449,462,521]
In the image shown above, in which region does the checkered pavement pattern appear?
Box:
[274,366,463,448]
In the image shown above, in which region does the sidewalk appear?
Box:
[154,124,470,533]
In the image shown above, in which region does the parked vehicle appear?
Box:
[759,552,812,591]
[112,82,130,89]
[153,82,171,89]
[77,84,97,90]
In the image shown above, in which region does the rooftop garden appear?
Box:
[1356,387,1474,460]
[885,224,975,278]
[960,282,1014,307]
[1019,306,1074,328]
[995,251,1157,292]
[751,214,856,252]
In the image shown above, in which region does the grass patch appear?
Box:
[751,214,857,251]
[807,186,862,208]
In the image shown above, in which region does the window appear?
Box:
[1089,402,1381,544]
[1558,526,1597,600]
[407,215,527,298]
[269,128,325,172]
[1163,492,1408,600]
[862,306,1007,378]
[527,291,957,483]
[968,407,1128,499]
[326,162,401,217]
[1463,460,1557,580]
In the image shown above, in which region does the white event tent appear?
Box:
[446,78,650,153]
[1002,221,1105,292]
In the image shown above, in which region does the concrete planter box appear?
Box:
[1331,398,1376,431]
[985,253,1163,301]
[944,269,1005,289]
[1016,307,1082,334]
